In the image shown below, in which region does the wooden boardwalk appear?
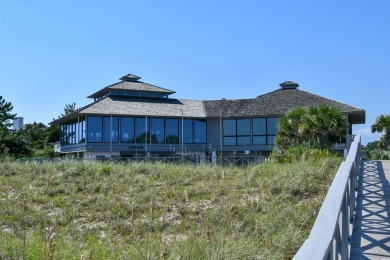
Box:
[351,160,390,259]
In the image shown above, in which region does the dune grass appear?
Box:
[0,156,341,259]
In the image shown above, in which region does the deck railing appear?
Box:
[293,135,361,259]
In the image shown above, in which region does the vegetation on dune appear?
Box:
[0,157,341,259]
[371,114,390,149]
[275,106,348,150]
[272,106,347,162]
[363,114,390,160]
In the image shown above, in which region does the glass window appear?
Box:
[151,118,164,144]
[267,136,276,145]
[75,122,79,144]
[223,137,236,146]
[237,119,250,135]
[237,136,251,145]
[267,118,279,135]
[80,118,86,143]
[183,119,193,144]
[87,116,103,143]
[166,119,179,144]
[223,119,236,136]
[253,118,266,135]
[103,116,118,143]
[135,117,149,143]
[71,122,75,144]
[120,117,134,143]
[253,136,266,145]
[194,119,206,144]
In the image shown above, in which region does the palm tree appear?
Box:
[275,107,306,147]
[303,106,348,147]
[371,114,390,148]
[275,105,348,149]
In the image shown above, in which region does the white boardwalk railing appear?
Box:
[294,135,361,260]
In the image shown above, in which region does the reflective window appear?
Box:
[253,136,266,145]
[151,118,164,144]
[253,118,266,135]
[87,116,102,143]
[237,136,251,145]
[135,118,149,143]
[183,119,193,144]
[120,117,134,143]
[223,119,236,136]
[267,136,276,145]
[267,118,279,135]
[79,117,86,143]
[223,119,250,146]
[166,119,179,144]
[237,119,250,135]
[74,122,79,144]
[224,137,236,146]
[103,116,118,143]
[194,119,206,144]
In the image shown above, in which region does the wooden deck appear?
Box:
[351,160,390,259]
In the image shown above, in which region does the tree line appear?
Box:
[0,96,75,159]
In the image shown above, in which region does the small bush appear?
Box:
[99,165,113,175]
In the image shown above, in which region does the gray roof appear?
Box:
[53,97,206,123]
[204,88,365,124]
[88,77,175,99]
[119,74,141,81]
[51,84,365,125]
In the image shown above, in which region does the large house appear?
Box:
[51,74,365,159]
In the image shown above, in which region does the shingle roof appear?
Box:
[81,96,205,118]
[87,77,175,98]
[279,81,299,89]
[119,74,141,81]
[51,83,365,125]
[204,88,365,123]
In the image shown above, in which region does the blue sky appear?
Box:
[1,0,389,145]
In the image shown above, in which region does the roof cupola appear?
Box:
[279,81,299,89]
[120,74,141,82]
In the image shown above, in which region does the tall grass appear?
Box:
[0,157,341,259]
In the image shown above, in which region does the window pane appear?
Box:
[75,122,79,144]
[104,117,118,143]
[166,119,179,144]
[87,116,102,143]
[71,122,74,144]
[267,136,276,145]
[237,119,250,135]
[223,137,236,145]
[79,118,85,143]
[183,119,193,144]
[120,117,134,143]
[237,136,251,145]
[60,125,64,145]
[151,118,164,144]
[223,119,236,136]
[253,136,266,145]
[194,119,206,144]
[111,117,119,143]
[253,118,266,135]
[135,118,149,143]
[267,118,279,135]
